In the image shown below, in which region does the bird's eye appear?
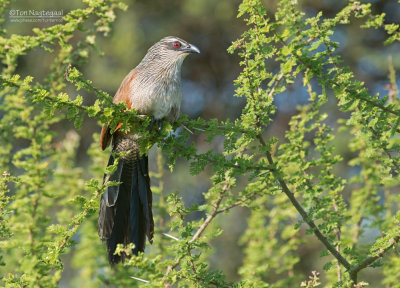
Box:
[173,41,181,48]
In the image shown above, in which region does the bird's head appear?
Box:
[140,36,200,67]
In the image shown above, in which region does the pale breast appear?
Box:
[151,79,182,121]
[129,68,182,121]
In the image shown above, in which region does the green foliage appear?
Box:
[1,0,400,287]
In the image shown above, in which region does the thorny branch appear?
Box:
[256,134,352,271]
[275,30,400,117]
[215,193,258,215]
[256,133,400,284]
[52,174,111,257]
[163,176,232,287]
[349,234,400,282]
[159,138,272,172]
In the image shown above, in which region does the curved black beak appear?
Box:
[183,43,200,54]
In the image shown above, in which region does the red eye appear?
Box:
[174,42,181,48]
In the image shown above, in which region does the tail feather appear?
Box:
[137,156,151,237]
[98,154,118,240]
[103,154,124,207]
[144,156,154,242]
[128,161,146,255]
[98,154,154,264]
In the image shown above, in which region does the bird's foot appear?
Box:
[150,116,163,133]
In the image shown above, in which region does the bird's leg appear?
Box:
[157,119,163,132]
[150,116,163,133]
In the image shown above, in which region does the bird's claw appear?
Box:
[150,116,163,133]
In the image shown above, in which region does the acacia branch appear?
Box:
[52,174,111,257]
[189,185,227,243]
[163,256,183,288]
[316,22,400,175]
[257,133,400,283]
[256,134,352,271]
[2,74,275,175]
[163,177,232,287]
[349,234,400,281]
[160,138,271,172]
[368,126,400,173]
[0,74,144,123]
[215,193,258,215]
[332,201,342,282]
[275,34,400,117]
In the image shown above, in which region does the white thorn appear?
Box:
[162,233,180,241]
[130,276,149,283]
[181,124,194,134]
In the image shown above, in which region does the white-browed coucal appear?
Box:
[98,36,200,264]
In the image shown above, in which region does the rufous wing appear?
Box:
[99,69,138,150]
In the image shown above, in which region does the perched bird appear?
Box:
[98,36,200,264]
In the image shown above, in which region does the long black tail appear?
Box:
[98,154,154,264]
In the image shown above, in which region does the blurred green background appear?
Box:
[4,0,400,286]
